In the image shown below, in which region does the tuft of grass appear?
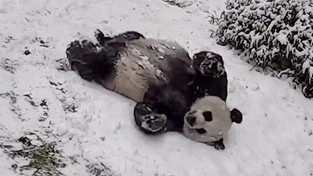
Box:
[4,135,66,176]
[86,162,118,176]
[0,58,18,74]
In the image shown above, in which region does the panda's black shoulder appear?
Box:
[208,73,228,101]
[192,72,228,101]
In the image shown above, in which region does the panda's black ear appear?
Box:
[230,108,243,124]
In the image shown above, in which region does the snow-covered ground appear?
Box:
[0,0,313,175]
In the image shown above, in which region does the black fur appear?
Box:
[191,51,228,101]
[136,84,190,133]
[203,111,213,122]
[95,29,145,46]
[207,138,225,150]
[66,37,127,82]
[114,31,145,41]
[94,29,113,46]
[192,51,225,77]
[134,102,167,134]
[230,108,243,124]
[191,74,228,101]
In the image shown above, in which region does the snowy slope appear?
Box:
[0,0,313,175]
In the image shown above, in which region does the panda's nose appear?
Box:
[186,116,196,126]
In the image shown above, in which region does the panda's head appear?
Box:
[183,96,242,143]
[192,51,225,78]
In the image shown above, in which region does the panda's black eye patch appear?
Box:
[203,111,213,122]
[196,128,207,134]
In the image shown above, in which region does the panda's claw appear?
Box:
[207,138,225,150]
[213,142,225,150]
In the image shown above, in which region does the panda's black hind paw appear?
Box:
[141,114,167,134]
[66,40,97,66]
[134,103,167,134]
[66,40,106,81]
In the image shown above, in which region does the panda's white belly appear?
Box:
[102,49,167,102]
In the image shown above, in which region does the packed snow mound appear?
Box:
[216,0,313,98]
[0,0,313,176]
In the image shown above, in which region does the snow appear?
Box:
[0,0,313,176]
[302,59,313,84]
[276,33,288,45]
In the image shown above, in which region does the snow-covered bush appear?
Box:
[216,0,313,98]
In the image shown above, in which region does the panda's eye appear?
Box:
[196,128,207,134]
[203,111,213,122]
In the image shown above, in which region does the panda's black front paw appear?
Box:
[134,103,167,134]
[192,51,225,78]
[207,138,225,150]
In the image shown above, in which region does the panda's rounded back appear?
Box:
[104,38,194,102]
[127,38,194,89]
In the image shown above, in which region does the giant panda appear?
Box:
[66,30,243,150]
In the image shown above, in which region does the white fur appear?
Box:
[102,47,163,102]
[183,96,232,143]
[101,38,192,102]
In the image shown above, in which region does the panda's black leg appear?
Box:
[66,38,120,82]
[66,40,99,81]
[134,84,188,134]
[191,51,228,101]
[134,102,167,134]
[206,138,225,150]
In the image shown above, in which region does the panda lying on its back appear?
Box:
[66,30,243,150]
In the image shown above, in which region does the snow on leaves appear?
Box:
[216,0,313,98]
